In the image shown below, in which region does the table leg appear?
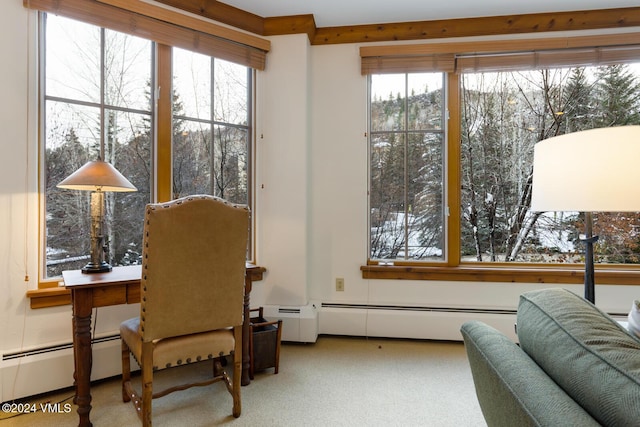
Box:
[241,275,253,386]
[72,289,94,427]
[71,298,78,406]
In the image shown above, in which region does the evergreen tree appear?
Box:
[562,67,597,132]
[589,64,640,263]
[595,64,640,126]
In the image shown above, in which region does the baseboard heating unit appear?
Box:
[1,334,124,401]
[262,304,319,343]
[319,303,519,341]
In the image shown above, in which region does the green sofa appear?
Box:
[461,288,640,427]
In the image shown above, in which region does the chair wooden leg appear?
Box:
[121,340,132,402]
[232,326,242,418]
[141,342,154,427]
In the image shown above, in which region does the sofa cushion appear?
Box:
[461,320,600,426]
[517,288,640,426]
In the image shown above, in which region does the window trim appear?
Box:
[360,263,640,285]
[362,31,640,283]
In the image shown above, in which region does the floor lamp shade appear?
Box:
[531,126,640,213]
[530,125,640,303]
[57,160,137,273]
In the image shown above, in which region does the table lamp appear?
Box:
[531,125,640,303]
[57,159,137,274]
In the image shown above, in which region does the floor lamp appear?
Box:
[57,159,137,274]
[531,126,640,303]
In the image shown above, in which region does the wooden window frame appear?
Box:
[362,32,640,285]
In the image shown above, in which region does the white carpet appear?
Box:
[3,336,486,426]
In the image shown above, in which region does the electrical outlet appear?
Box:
[336,277,345,292]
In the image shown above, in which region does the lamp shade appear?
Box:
[57,160,137,192]
[531,126,640,212]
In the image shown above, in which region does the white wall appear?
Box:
[308,43,370,305]
[254,34,311,308]
[1,2,639,401]
[1,3,44,401]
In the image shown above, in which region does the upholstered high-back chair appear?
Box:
[120,195,249,426]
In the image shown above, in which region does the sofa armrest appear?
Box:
[461,321,600,427]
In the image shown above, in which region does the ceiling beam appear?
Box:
[154,2,640,45]
[264,14,316,40]
[154,0,264,34]
[312,7,640,45]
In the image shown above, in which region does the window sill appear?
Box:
[361,264,640,285]
[26,285,71,309]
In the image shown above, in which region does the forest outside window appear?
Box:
[460,64,640,264]
[40,13,254,281]
[369,73,446,261]
[365,35,640,281]
[172,47,251,204]
[43,14,152,278]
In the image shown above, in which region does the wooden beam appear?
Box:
[264,14,316,40]
[154,0,264,35]
[312,7,640,45]
[158,4,640,46]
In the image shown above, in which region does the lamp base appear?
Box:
[81,262,113,274]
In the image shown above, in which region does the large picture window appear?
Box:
[461,65,640,264]
[366,36,640,278]
[41,13,255,280]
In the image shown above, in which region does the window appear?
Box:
[40,13,255,281]
[460,65,640,264]
[43,14,152,277]
[365,34,640,282]
[172,48,251,204]
[369,73,446,261]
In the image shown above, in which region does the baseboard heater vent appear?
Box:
[321,303,516,316]
[277,307,301,314]
[263,304,318,343]
[2,334,121,361]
